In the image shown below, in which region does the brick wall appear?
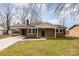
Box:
[38,28,54,38]
[38,28,65,38]
[21,28,65,38]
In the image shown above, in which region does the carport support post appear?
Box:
[37,28,38,38]
[55,27,56,38]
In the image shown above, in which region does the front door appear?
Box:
[41,30,45,37]
[21,29,26,36]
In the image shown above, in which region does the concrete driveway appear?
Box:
[0,36,24,51]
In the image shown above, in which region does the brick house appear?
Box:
[69,24,79,38]
[11,21,66,38]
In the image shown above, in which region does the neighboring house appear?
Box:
[65,29,69,37]
[69,24,79,38]
[11,21,66,38]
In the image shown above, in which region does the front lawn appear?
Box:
[0,38,79,56]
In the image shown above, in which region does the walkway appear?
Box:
[0,36,24,51]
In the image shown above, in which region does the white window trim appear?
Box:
[56,28,63,33]
[28,28,36,34]
[58,29,60,33]
[28,29,32,34]
[60,29,63,33]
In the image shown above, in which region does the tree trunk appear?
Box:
[6,18,10,35]
[6,26,10,35]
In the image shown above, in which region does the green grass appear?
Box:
[0,35,11,39]
[0,38,79,56]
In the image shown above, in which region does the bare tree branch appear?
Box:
[0,3,15,34]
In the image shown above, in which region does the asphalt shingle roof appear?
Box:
[11,22,66,29]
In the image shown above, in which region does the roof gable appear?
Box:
[69,24,79,30]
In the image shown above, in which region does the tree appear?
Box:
[0,3,15,34]
[16,3,42,25]
[15,5,30,24]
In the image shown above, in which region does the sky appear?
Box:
[41,10,60,25]
[0,3,79,29]
[12,3,61,25]
[40,4,79,29]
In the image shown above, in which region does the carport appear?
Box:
[10,24,30,36]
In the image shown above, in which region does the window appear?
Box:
[28,29,36,34]
[56,29,58,32]
[56,29,63,33]
[29,29,31,33]
[33,29,36,33]
[60,29,62,32]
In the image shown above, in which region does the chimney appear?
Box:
[26,19,29,25]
